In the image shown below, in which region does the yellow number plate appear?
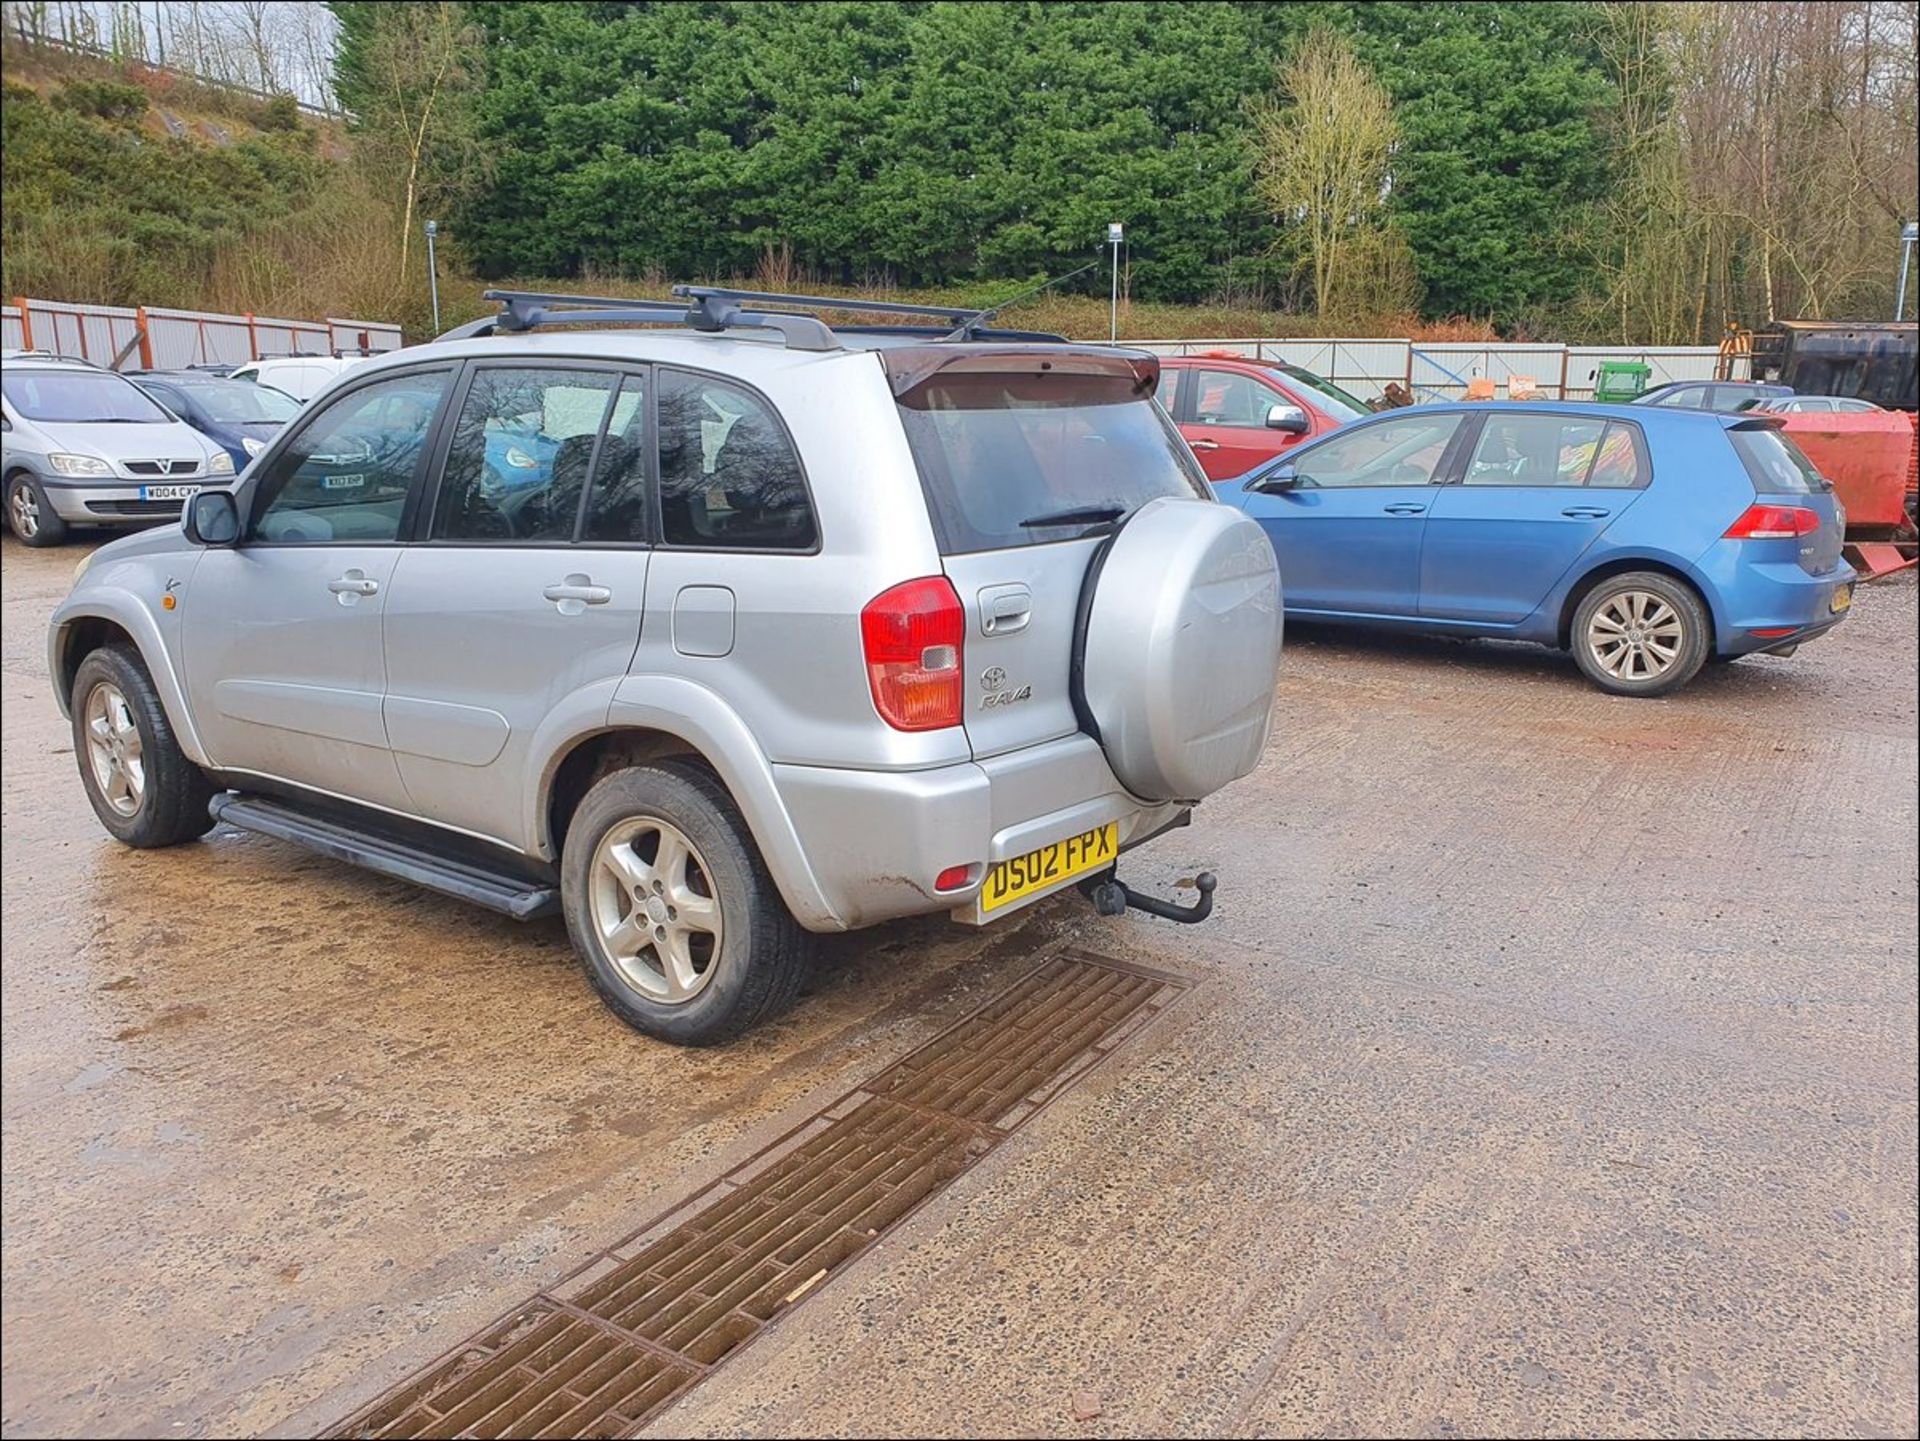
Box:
[979,822,1119,915]
[1830,583,1852,613]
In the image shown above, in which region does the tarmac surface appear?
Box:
[2,531,1915,1438]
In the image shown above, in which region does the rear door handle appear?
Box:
[1189,439,1221,451]
[1562,506,1612,519]
[978,583,1033,636]
[327,571,379,596]
[1383,502,1428,515]
[544,578,612,606]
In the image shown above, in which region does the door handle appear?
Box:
[1562,506,1612,519]
[1383,502,1428,515]
[979,583,1033,636]
[1189,438,1221,451]
[543,576,612,608]
[327,571,379,596]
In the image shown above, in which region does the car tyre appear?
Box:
[561,761,813,1045]
[1571,571,1711,698]
[6,472,69,547]
[71,645,218,846]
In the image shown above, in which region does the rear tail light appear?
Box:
[861,577,964,731]
[1724,503,1820,540]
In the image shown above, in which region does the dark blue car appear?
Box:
[132,372,302,471]
[1220,401,1854,696]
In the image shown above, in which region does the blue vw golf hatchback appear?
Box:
[1219,402,1854,696]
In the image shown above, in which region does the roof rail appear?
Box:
[436,284,1069,348]
[441,289,842,351]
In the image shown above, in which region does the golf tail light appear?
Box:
[1725,504,1819,540]
[861,576,964,731]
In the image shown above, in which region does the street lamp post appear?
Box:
[1897,222,1918,322]
[425,219,442,335]
[1107,222,1124,344]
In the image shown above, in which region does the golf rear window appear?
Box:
[896,370,1207,554]
[1729,426,1825,495]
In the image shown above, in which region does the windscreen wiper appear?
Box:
[1019,504,1125,529]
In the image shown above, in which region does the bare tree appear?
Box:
[1248,28,1408,320]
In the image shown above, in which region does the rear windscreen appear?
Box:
[1729,426,1826,494]
[897,372,1208,554]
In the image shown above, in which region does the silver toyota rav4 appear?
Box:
[49,288,1283,1043]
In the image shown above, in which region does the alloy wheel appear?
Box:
[589,816,724,1004]
[84,682,145,817]
[1586,590,1685,683]
[9,482,39,540]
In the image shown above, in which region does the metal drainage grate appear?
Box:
[329,950,1186,1439]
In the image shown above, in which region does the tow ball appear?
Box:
[1082,869,1217,925]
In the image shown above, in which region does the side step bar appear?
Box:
[208,793,559,920]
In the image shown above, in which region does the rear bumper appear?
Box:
[770,733,1188,931]
[1695,542,1856,656]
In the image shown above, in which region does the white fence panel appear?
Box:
[1411,343,1569,401]
[1562,346,1745,398]
[1,306,22,350]
[145,307,257,368]
[5,298,403,368]
[329,318,404,354]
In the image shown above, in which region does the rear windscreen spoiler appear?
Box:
[881,345,1160,405]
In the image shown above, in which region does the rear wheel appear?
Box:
[1571,572,1710,697]
[6,472,68,547]
[70,646,217,846]
[560,762,812,1045]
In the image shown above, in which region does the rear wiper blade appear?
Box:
[1019,504,1125,529]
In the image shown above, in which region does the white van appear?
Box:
[228,355,375,403]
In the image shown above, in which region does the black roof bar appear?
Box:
[436,284,1069,347]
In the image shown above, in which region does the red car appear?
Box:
[1158,354,1371,480]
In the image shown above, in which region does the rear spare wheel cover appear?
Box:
[1078,497,1282,802]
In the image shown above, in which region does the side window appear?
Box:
[655,370,815,549]
[580,379,650,543]
[1156,366,1184,416]
[1190,368,1276,428]
[1585,423,1645,488]
[1290,412,1463,489]
[1463,414,1606,487]
[432,366,619,543]
[248,370,450,543]
[1796,398,1833,413]
[1650,385,1703,408]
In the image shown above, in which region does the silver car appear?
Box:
[47,288,1283,1044]
[3,357,236,546]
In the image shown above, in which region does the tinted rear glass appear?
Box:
[898,372,1207,554]
[1729,426,1826,494]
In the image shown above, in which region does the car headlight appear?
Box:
[47,452,114,477]
[242,436,267,458]
[207,451,235,475]
[503,445,540,470]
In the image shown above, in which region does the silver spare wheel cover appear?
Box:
[1079,496,1282,803]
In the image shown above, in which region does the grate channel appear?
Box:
[329,949,1187,1439]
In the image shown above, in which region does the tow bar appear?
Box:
[1083,870,1217,925]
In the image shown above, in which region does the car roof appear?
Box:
[349,328,899,382]
[1357,399,1762,429]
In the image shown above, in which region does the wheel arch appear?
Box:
[531,677,840,931]
[1557,556,1720,651]
[48,594,212,767]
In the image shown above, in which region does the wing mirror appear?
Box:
[1265,402,1310,434]
[183,488,240,546]
[1249,465,1300,494]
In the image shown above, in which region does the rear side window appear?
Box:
[1462,415,1644,488]
[1729,426,1825,494]
[897,371,1207,554]
[656,370,816,550]
[433,366,619,543]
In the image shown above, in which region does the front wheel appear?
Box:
[1571,572,1711,697]
[6,472,69,547]
[560,762,813,1045]
[71,646,218,846]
